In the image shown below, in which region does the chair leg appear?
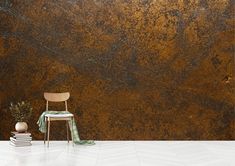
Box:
[47,119,50,147]
[66,120,69,143]
[44,118,47,144]
[71,117,74,146]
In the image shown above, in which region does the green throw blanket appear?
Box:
[37,111,95,145]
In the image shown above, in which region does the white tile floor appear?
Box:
[0,141,234,166]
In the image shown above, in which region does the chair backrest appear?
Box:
[44,92,70,111]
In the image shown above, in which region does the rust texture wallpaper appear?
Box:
[0,0,234,140]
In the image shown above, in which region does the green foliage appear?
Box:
[9,101,33,122]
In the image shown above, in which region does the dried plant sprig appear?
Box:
[9,101,33,122]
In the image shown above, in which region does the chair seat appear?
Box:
[45,113,73,118]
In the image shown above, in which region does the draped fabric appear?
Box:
[37,111,95,145]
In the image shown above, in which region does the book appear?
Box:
[10,142,32,147]
[10,131,32,147]
[11,136,32,140]
[10,137,32,142]
[11,132,31,136]
[12,137,31,139]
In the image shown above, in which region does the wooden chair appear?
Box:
[43,92,74,147]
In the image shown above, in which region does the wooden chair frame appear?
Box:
[43,92,74,147]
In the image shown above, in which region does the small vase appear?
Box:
[15,122,28,133]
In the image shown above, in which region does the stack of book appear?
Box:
[10,132,32,147]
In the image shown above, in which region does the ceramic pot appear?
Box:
[15,122,28,132]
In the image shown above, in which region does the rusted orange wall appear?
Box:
[0,0,234,140]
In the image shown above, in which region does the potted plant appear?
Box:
[9,101,33,133]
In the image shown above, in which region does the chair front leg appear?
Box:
[66,120,69,143]
[47,118,50,147]
[71,117,74,146]
[44,117,47,144]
